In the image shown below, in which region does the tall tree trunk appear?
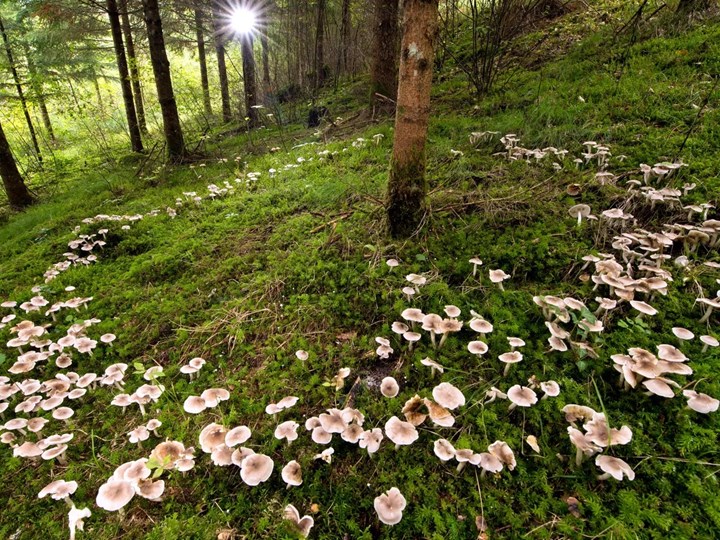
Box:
[261,34,271,102]
[314,0,326,90]
[194,7,212,117]
[241,35,260,127]
[0,119,34,210]
[107,0,144,153]
[370,0,400,112]
[212,11,232,123]
[119,0,148,135]
[24,48,55,143]
[0,15,42,165]
[387,0,439,238]
[677,0,716,13]
[142,0,185,161]
[340,0,352,74]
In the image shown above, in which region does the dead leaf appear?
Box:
[566,496,581,518]
[217,528,236,540]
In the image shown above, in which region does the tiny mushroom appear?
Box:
[595,455,635,481]
[380,377,400,398]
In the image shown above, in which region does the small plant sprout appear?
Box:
[595,455,635,481]
[469,257,483,277]
[374,487,407,526]
[283,504,314,537]
[380,377,399,398]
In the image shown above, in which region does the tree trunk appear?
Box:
[261,34,271,102]
[677,0,716,13]
[24,49,55,143]
[370,0,400,112]
[142,0,185,161]
[212,11,232,123]
[194,7,212,117]
[107,0,144,153]
[241,35,260,127]
[314,0,326,90]
[387,0,439,238]
[119,0,148,135]
[340,0,352,74]
[0,119,34,210]
[0,15,42,165]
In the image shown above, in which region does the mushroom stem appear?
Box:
[575,448,584,467]
[430,331,436,349]
[138,403,146,417]
[508,403,517,412]
[597,472,612,481]
[438,333,449,349]
[497,283,505,292]
[456,462,466,473]
[699,306,714,324]
[702,343,709,353]
[503,363,512,377]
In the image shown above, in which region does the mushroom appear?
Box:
[374,487,407,526]
[225,426,252,447]
[283,504,314,537]
[68,505,91,540]
[489,269,510,291]
[384,416,418,449]
[380,377,399,398]
[498,351,523,376]
[469,257,483,277]
[432,382,465,410]
[568,204,592,226]
[507,385,537,410]
[697,297,720,323]
[95,480,135,512]
[240,453,274,486]
[672,327,694,341]
[402,395,427,426]
[281,460,303,487]
[700,335,719,353]
[183,396,207,414]
[274,421,300,444]
[423,398,454,427]
[358,428,383,455]
[595,455,635,481]
[540,380,560,399]
[433,439,456,462]
[313,447,334,463]
[420,357,444,378]
[683,390,719,413]
[468,340,488,357]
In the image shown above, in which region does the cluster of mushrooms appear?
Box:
[1,133,719,539]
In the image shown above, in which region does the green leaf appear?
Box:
[0,353,6,366]
[415,254,427,262]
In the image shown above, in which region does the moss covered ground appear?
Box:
[1,6,720,539]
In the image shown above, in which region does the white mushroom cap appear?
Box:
[432,382,465,410]
[420,357,444,374]
[444,305,461,318]
[384,416,419,446]
[281,460,303,486]
[642,378,676,398]
[498,351,523,365]
[374,487,407,526]
[526,435,540,453]
[53,406,75,420]
[283,504,314,537]
[391,321,409,334]
[386,258,399,268]
[359,428,383,454]
[540,380,561,397]
[424,398,455,427]
[489,269,510,283]
[183,396,207,414]
[683,390,719,413]
[199,423,228,453]
[468,341,488,356]
[595,455,635,481]
[469,318,494,333]
[274,421,299,443]
[319,409,348,433]
[657,344,687,363]
[401,308,425,323]
[341,423,364,443]
[700,335,719,347]
[380,377,400,398]
[507,385,538,407]
[96,480,135,511]
[488,440,516,470]
[295,350,309,361]
[433,439,456,461]
[136,479,165,500]
[276,395,299,409]
[313,447,334,463]
[200,388,230,407]
[225,426,252,447]
[629,300,657,316]
[240,453,274,486]
[507,337,526,348]
[405,273,426,286]
[672,327,695,340]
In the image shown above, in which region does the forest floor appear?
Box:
[1,5,720,540]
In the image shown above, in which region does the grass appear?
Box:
[1,6,720,540]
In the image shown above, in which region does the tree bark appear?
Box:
[386,0,439,238]
[119,0,148,135]
[194,7,212,117]
[0,119,34,210]
[340,0,352,74]
[142,0,185,161]
[0,15,43,165]
[107,0,144,153]
[24,49,55,143]
[677,0,716,13]
[212,11,232,123]
[314,0,326,90]
[261,34,271,102]
[241,34,260,127]
[370,0,400,112]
